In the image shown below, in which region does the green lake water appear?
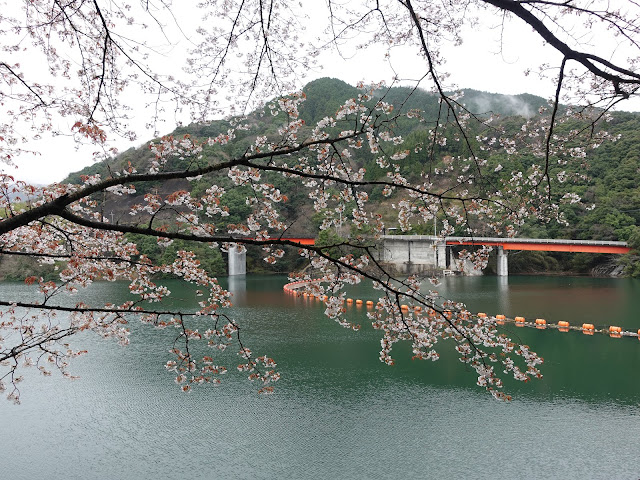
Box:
[1,275,640,479]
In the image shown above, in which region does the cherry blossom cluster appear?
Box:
[1,0,640,402]
[0,71,626,401]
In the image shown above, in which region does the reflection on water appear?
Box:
[1,275,640,479]
[496,276,510,313]
[227,274,247,304]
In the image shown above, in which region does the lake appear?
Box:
[1,275,639,479]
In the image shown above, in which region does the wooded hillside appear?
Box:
[62,78,640,276]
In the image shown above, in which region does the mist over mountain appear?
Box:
[461,89,547,118]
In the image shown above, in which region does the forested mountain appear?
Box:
[62,77,640,276]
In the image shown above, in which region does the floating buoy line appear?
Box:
[283,281,639,340]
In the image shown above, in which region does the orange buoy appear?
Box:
[346,298,353,304]
[558,320,570,333]
[609,325,622,338]
[366,300,374,308]
[515,316,525,327]
[478,312,487,318]
[414,306,422,312]
[400,304,409,312]
[535,318,547,329]
[355,299,363,306]
[582,323,595,335]
[495,314,506,325]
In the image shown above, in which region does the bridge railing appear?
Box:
[445,236,628,247]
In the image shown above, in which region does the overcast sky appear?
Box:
[8,3,640,185]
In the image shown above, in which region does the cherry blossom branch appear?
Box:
[0,62,49,108]
[482,0,640,90]
[538,56,567,197]
[0,299,217,320]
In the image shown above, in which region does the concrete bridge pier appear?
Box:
[497,246,508,276]
[436,242,447,269]
[228,245,246,276]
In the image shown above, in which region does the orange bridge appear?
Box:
[376,235,630,277]
[445,236,629,276]
[445,237,630,255]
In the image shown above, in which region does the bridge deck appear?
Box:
[445,236,630,254]
[282,238,316,245]
[234,236,630,253]
[232,237,316,245]
[379,235,630,255]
